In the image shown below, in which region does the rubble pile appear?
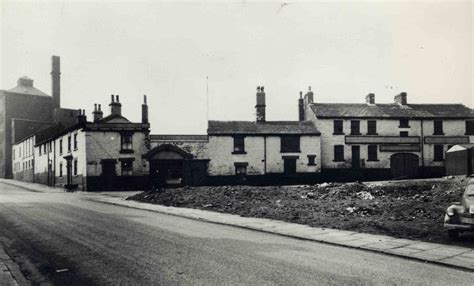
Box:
[129,177,471,244]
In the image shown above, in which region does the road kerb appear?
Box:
[90,196,474,272]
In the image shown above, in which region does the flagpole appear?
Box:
[206,76,209,129]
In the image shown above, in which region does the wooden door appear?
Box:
[390,153,419,179]
[284,158,297,175]
[352,146,360,168]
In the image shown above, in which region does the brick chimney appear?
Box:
[366,93,375,105]
[304,86,314,106]
[394,92,408,105]
[256,86,266,122]
[51,56,61,109]
[77,109,87,124]
[92,103,103,122]
[109,94,122,116]
[298,91,304,121]
[142,95,149,124]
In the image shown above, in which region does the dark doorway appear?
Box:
[63,155,74,190]
[390,153,419,179]
[101,159,117,191]
[150,160,184,188]
[284,158,297,175]
[352,146,360,168]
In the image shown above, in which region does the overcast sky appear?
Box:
[1,0,472,134]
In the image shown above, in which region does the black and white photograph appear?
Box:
[0,0,473,284]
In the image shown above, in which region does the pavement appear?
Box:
[1,179,474,285]
[0,246,28,286]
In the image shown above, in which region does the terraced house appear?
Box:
[12,95,151,191]
[300,89,474,180]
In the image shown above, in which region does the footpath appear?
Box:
[2,178,474,272]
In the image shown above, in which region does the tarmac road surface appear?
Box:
[0,182,473,285]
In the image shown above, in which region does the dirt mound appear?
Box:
[129,177,473,245]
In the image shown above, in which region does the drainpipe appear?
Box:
[420,119,425,175]
[263,136,267,174]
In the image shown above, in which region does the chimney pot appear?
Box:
[144,95,147,104]
[116,95,119,102]
[256,85,266,122]
[394,92,408,105]
[111,94,114,102]
[366,93,375,105]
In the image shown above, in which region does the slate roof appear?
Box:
[96,114,130,123]
[150,135,208,141]
[311,103,474,119]
[207,120,321,135]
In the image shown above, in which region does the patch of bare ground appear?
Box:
[128,177,474,246]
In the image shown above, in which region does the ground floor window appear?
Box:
[334,145,344,161]
[121,159,133,176]
[234,162,248,176]
[434,145,444,161]
[59,162,63,177]
[368,145,378,161]
[73,159,78,176]
[307,155,316,166]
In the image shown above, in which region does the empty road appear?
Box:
[0,182,473,285]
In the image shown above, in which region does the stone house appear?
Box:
[146,86,322,187]
[300,88,474,180]
[12,95,151,191]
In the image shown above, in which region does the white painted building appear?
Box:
[301,89,474,179]
[12,95,151,191]
[12,134,36,182]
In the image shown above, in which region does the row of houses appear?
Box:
[6,57,474,191]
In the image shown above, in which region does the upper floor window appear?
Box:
[367,120,377,135]
[433,120,444,135]
[280,135,300,153]
[43,144,46,154]
[333,120,343,135]
[334,145,344,162]
[400,131,409,137]
[67,136,71,152]
[350,120,360,135]
[399,118,410,128]
[39,146,42,156]
[434,145,444,161]
[233,136,245,154]
[59,139,63,154]
[120,133,133,153]
[368,145,378,161]
[74,134,78,150]
[466,121,474,135]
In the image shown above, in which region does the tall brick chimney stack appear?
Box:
[142,95,149,124]
[256,86,266,122]
[298,91,304,121]
[394,92,408,106]
[109,94,122,116]
[92,103,103,122]
[51,56,61,109]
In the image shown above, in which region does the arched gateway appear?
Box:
[390,153,419,179]
[143,144,208,188]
